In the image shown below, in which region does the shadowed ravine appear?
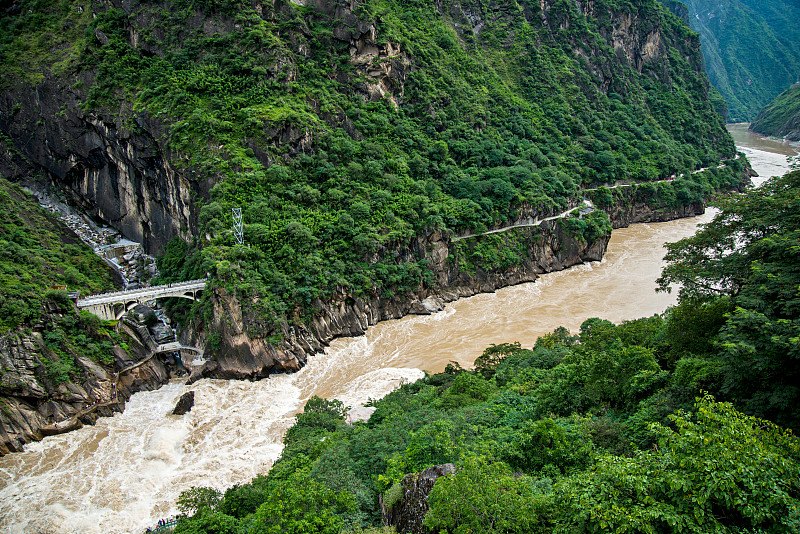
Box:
[0,127,795,534]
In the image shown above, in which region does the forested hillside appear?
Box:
[173,171,800,533]
[0,178,115,333]
[676,0,800,122]
[0,0,743,358]
[750,84,800,141]
[0,177,163,454]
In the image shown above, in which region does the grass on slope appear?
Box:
[0,176,115,332]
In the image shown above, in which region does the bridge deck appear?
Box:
[77,279,207,306]
[157,342,202,354]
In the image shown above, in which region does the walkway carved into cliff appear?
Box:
[76,279,207,321]
[451,201,595,242]
[449,156,742,243]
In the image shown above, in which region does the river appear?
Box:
[0,125,795,533]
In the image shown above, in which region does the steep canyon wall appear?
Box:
[0,0,746,451]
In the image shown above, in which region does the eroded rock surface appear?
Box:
[0,316,170,455]
[383,463,457,534]
[172,391,195,415]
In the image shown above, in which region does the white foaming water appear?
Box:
[0,134,794,533]
[0,355,423,533]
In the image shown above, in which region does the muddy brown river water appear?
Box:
[0,124,795,533]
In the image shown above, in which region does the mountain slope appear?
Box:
[750,84,800,141]
[0,0,745,373]
[677,0,800,122]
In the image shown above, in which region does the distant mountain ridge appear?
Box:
[673,0,800,122]
[750,84,800,141]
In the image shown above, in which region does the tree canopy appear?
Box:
[659,170,800,428]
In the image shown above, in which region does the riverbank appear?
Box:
[0,131,791,532]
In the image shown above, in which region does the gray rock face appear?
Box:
[0,320,170,455]
[382,464,457,534]
[0,77,202,256]
[606,198,707,229]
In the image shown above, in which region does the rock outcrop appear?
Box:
[0,78,202,256]
[604,198,706,229]
[172,390,195,415]
[0,316,170,455]
[382,463,457,534]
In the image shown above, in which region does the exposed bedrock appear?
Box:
[0,315,170,455]
[0,78,202,255]
[381,463,458,534]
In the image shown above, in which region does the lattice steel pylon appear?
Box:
[232,207,244,245]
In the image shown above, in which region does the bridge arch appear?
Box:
[76,280,208,321]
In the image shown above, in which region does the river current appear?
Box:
[0,124,795,533]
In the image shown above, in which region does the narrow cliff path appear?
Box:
[451,200,595,242]
[450,157,743,243]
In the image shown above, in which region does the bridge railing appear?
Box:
[77,279,208,304]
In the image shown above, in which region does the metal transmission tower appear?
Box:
[232,207,244,245]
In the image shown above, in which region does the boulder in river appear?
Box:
[172,391,195,415]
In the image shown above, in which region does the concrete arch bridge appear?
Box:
[76,279,207,321]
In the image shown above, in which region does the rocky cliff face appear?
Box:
[0,78,201,255]
[0,0,408,256]
[0,0,717,256]
[603,197,706,229]
[382,464,457,534]
[0,314,170,455]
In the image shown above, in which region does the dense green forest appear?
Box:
[0,177,126,383]
[0,0,741,341]
[170,171,800,533]
[750,84,800,141]
[0,177,116,330]
[675,0,800,122]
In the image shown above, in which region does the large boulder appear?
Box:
[172,391,195,415]
[382,464,456,534]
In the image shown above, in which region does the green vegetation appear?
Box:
[0,176,122,384]
[658,170,800,430]
[561,210,613,243]
[587,160,748,212]
[39,306,127,384]
[675,0,800,122]
[172,171,800,534]
[0,177,115,333]
[750,84,800,140]
[0,0,93,86]
[1,0,741,339]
